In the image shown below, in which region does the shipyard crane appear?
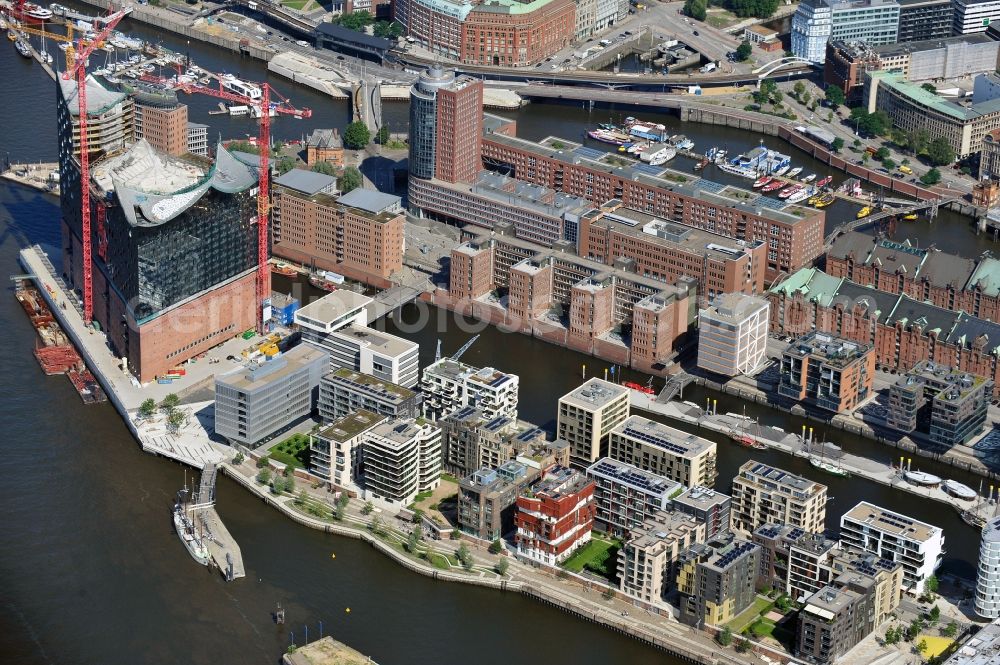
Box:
[451,335,479,362]
[173,74,312,333]
[64,5,131,325]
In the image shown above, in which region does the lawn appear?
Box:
[727,595,774,633]
[705,8,740,29]
[750,618,776,638]
[268,433,311,469]
[561,535,620,582]
[280,0,310,10]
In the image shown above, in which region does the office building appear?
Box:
[447,227,698,372]
[60,136,261,382]
[779,332,875,413]
[839,501,944,590]
[954,0,1000,33]
[697,294,770,377]
[394,0,575,67]
[791,0,900,64]
[361,417,442,505]
[557,378,630,469]
[898,0,954,40]
[609,415,718,488]
[272,177,405,284]
[479,119,825,281]
[586,457,683,538]
[310,410,386,488]
[133,91,189,157]
[318,368,422,422]
[617,511,706,605]
[673,486,731,540]
[420,358,519,422]
[730,461,828,535]
[976,517,1000,618]
[214,345,329,447]
[296,291,420,388]
[305,128,344,167]
[408,67,483,184]
[887,362,991,446]
[514,465,596,565]
[676,536,761,627]
[458,460,539,540]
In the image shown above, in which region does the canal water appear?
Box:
[0,17,992,664]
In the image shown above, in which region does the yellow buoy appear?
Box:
[345,607,351,614]
[331,553,336,559]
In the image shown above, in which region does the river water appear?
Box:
[0,17,993,664]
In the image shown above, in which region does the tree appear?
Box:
[907,618,926,641]
[884,626,900,645]
[340,166,362,193]
[373,20,403,38]
[793,80,806,100]
[601,586,615,600]
[375,126,390,144]
[256,468,271,485]
[728,0,779,18]
[924,574,940,597]
[361,500,374,515]
[233,452,244,465]
[926,138,955,166]
[412,508,425,524]
[802,91,811,105]
[908,129,931,155]
[277,155,296,175]
[717,626,733,646]
[311,161,337,177]
[489,539,504,555]
[883,158,896,170]
[942,621,958,638]
[825,84,845,108]
[407,527,421,553]
[890,128,909,149]
[831,137,845,153]
[160,393,179,412]
[138,398,157,418]
[921,83,936,93]
[256,455,269,468]
[775,595,792,612]
[285,475,296,493]
[457,543,471,566]
[343,121,371,150]
[295,490,308,506]
[684,0,707,21]
[336,10,373,31]
[921,168,942,185]
[928,605,941,623]
[858,110,890,136]
[916,639,928,654]
[495,557,509,576]
[370,515,386,536]
[771,91,783,105]
[166,409,185,433]
[735,40,752,62]
[270,476,285,495]
[735,637,752,653]
[874,146,890,161]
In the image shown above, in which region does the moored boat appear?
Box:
[902,213,918,221]
[786,188,812,204]
[777,184,802,199]
[943,479,977,500]
[271,261,298,277]
[173,502,210,566]
[810,457,851,478]
[801,173,817,183]
[856,206,872,219]
[762,180,785,193]
[786,167,803,178]
[812,192,835,208]
[15,39,31,57]
[773,165,790,176]
[717,162,756,178]
[816,175,833,188]
[753,175,773,189]
[961,510,986,529]
[904,470,942,487]
[622,380,655,394]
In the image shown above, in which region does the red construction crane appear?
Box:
[64,5,132,325]
[174,75,312,333]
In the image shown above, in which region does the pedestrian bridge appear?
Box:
[824,196,962,248]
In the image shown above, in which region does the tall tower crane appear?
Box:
[64,5,131,325]
[173,75,312,333]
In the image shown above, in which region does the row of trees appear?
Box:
[138,394,185,433]
[685,0,779,19]
[333,11,402,39]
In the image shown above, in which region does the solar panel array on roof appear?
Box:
[452,405,478,421]
[787,527,805,541]
[757,525,780,538]
[622,425,690,455]
[754,196,790,211]
[716,542,756,568]
[632,163,668,177]
[484,416,508,432]
[591,459,670,493]
[517,427,544,442]
[696,179,727,194]
[490,375,511,388]
[574,147,606,161]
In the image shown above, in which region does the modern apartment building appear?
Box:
[272,178,405,284]
[676,536,761,627]
[608,415,718,488]
[779,332,876,413]
[133,91,189,157]
[730,461,828,535]
[214,345,329,447]
[296,291,420,388]
[586,457,683,538]
[617,511,706,605]
[408,66,483,184]
[697,294,770,377]
[887,362,992,446]
[57,74,135,164]
[897,0,954,40]
[361,417,443,506]
[839,501,945,591]
[769,268,1000,401]
[673,486,731,540]
[976,517,1000,618]
[420,358,519,422]
[754,525,835,596]
[458,460,539,541]
[318,368,422,422]
[791,0,900,63]
[310,410,386,488]
[186,122,208,157]
[439,407,561,475]
[514,465,596,565]
[557,378,631,469]
[954,0,1000,33]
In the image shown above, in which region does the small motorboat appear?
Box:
[801,173,817,183]
[786,188,812,204]
[904,470,942,487]
[762,180,785,193]
[902,213,918,221]
[786,167,803,178]
[773,165,790,176]
[753,175,773,189]
[943,479,977,500]
[778,184,802,199]
[816,175,833,188]
[856,206,872,219]
[812,193,835,208]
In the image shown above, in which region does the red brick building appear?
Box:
[433,78,483,184]
[481,127,824,281]
[133,98,188,157]
[768,268,1000,400]
[515,465,595,565]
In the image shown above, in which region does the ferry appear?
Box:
[173,501,210,566]
[816,175,833,188]
[622,380,656,395]
[717,162,756,178]
[786,167,803,178]
[801,173,817,183]
[812,192,835,208]
[904,470,942,487]
[943,479,977,500]
[856,206,872,219]
[810,457,850,478]
[14,2,53,23]
[221,74,262,101]
[753,175,773,189]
